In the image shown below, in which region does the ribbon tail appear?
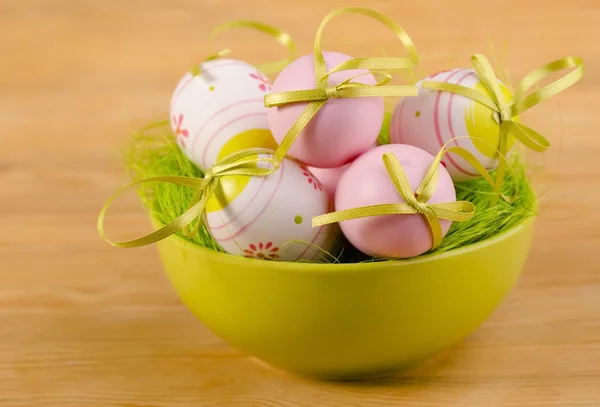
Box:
[264,89,328,107]
[420,81,498,112]
[382,153,420,206]
[97,175,208,248]
[442,138,517,204]
[471,54,509,111]
[490,122,512,206]
[312,203,417,227]
[414,148,444,202]
[429,201,476,222]
[511,122,551,152]
[272,100,326,165]
[422,209,443,250]
[182,183,217,238]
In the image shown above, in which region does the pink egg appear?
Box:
[308,140,379,199]
[335,144,457,259]
[306,164,348,200]
[267,51,384,168]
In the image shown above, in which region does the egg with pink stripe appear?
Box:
[204,152,340,262]
[390,68,517,182]
[170,58,278,171]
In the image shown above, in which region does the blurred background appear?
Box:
[1,0,599,406]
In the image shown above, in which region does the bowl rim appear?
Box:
[149,213,536,273]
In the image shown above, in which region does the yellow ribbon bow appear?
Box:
[189,20,296,76]
[312,139,517,251]
[98,7,424,248]
[97,149,277,248]
[421,54,583,204]
[264,6,420,165]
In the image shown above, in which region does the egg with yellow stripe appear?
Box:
[390,68,518,182]
[204,152,340,262]
[170,58,278,171]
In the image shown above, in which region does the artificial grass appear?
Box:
[124,114,537,263]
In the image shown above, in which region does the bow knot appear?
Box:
[413,200,429,214]
[499,106,512,122]
[325,86,338,99]
[313,150,476,252]
[421,53,583,204]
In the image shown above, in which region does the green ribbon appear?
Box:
[312,138,519,251]
[190,20,297,76]
[97,149,276,248]
[421,54,583,204]
[98,7,427,249]
[264,6,421,165]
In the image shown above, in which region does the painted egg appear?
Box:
[335,144,456,259]
[308,140,378,200]
[306,164,348,201]
[170,58,278,171]
[204,152,340,262]
[390,68,517,182]
[267,51,384,168]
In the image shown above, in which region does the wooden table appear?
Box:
[2,0,599,405]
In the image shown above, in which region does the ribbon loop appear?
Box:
[312,135,524,253]
[421,53,583,204]
[513,56,583,114]
[264,6,421,170]
[206,20,296,74]
[98,147,280,248]
[312,7,419,80]
[99,7,424,250]
[313,146,478,252]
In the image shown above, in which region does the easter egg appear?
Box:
[335,144,456,259]
[308,140,379,199]
[306,164,348,201]
[390,68,517,182]
[204,152,340,262]
[267,51,384,168]
[170,58,278,171]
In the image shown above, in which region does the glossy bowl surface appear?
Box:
[151,215,535,380]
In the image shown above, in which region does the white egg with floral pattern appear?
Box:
[170,58,279,171]
[204,152,340,262]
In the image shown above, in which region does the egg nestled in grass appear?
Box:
[204,152,340,262]
[390,68,517,182]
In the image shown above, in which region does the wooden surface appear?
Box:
[1,0,600,406]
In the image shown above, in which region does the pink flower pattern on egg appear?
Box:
[300,165,323,191]
[172,113,189,147]
[249,72,272,92]
[243,241,280,260]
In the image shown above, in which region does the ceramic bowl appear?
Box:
[151,215,535,380]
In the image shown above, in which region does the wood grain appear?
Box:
[1,0,600,406]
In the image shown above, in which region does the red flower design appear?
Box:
[172,113,189,148]
[243,241,280,260]
[299,165,323,191]
[249,72,272,92]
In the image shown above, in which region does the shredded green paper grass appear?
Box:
[125,115,537,263]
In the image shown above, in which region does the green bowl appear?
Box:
[152,214,535,380]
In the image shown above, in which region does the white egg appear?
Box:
[204,153,340,262]
[170,58,278,171]
[390,68,516,182]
